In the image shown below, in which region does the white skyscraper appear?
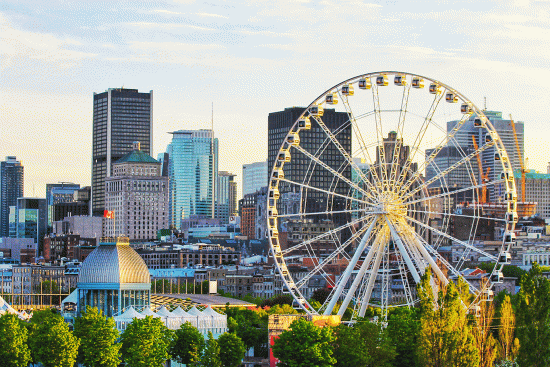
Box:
[242,161,268,196]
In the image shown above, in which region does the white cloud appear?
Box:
[129,41,225,51]
[195,12,229,19]
[125,22,215,32]
[154,9,185,15]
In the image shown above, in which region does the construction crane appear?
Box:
[472,135,491,203]
[509,114,526,202]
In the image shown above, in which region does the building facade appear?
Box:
[105,142,169,241]
[9,198,47,252]
[166,130,218,228]
[46,183,80,227]
[0,156,23,238]
[515,169,550,219]
[216,171,237,224]
[92,88,153,216]
[242,161,268,196]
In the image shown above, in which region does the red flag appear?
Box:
[103,210,115,219]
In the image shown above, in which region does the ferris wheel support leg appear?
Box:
[410,232,449,286]
[335,229,381,316]
[358,235,386,318]
[324,218,378,316]
[386,217,421,284]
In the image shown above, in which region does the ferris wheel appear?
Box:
[267,71,517,320]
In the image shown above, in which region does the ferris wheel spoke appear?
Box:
[395,247,416,307]
[402,139,496,201]
[282,215,370,256]
[405,215,497,261]
[295,221,372,289]
[310,115,376,190]
[398,113,471,195]
[385,217,421,283]
[358,227,387,318]
[278,178,372,207]
[417,235,479,293]
[323,217,379,315]
[408,208,507,223]
[405,179,505,206]
[388,83,411,192]
[275,208,365,219]
[396,91,445,189]
[371,82,390,189]
[293,145,378,203]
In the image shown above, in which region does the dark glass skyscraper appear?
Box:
[92,88,153,216]
[0,156,24,237]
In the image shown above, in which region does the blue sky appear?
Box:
[1,0,549,196]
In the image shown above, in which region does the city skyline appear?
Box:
[2,0,550,197]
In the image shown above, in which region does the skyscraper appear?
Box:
[1,156,24,237]
[166,130,218,228]
[217,171,237,224]
[92,88,153,216]
[46,183,80,227]
[242,161,268,196]
[9,197,47,252]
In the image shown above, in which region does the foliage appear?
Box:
[387,306,420,367]
[471,300,498,367]
[515,263,550,367]
[27,310,80,367]
[311,288,331,304]
[170,321,205,365]
[218,332,246,367]
[260,294,293,307]
[225,307,268,357]
[73,306,121,367]
[120,316,173,367]
[272,318,335,367]
[333,320,395,367]
[196,331,221,367]
[476,264,526,285]
[416,269,480,367]
[497,295,519,362]
[0,313,31,367]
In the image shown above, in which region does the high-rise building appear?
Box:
[515,170,550,219]
[425,111,524,202]
[9,198,47,252]
[217,171,237,224]
[166,130,218,229]
[0,156,24,238]
[92,88,153,216]
[242,161,268,196]
[46,183,80,227]
[105,142,169,241]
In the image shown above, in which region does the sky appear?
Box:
[1,0,550,198]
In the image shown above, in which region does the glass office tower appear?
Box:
[166,130,218,229]
[92,88,153,216]
[0,156,24,237]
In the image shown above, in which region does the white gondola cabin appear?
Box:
[326,93,338,105]
[429,83,441,94]
[310,105,324,117]
[286,133,300,146]
[504,232,516,244]
[272,169,285,180]
[506,212,518,224]
[411,77,424,88]
[394,75,406,86]
[474,118,482,127]
[376,75,388,86]
[358,78,372,89]
[342,84,354,96]
[268,206,278,217]
[278,151,291,163]
[491,271,504,283]
[461,103,472,113]
[498,252,512,265]
[446,93,458,103]
[298,117,311,130]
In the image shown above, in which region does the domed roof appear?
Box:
[78,237,150,285]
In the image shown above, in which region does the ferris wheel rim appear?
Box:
[267,71,517,318]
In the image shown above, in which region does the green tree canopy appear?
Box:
[120,316,173,367]
[218,332,246,367]
[170,321,205,365]
[272,318,335,367]
[27,310,80,367]
[387,307,420,367]
[515,263,550,367]
[197,331,221,367]
[73,306,121,367]
[0,313,31,367]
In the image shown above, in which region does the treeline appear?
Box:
[273,263,550,367]
[0,306,247,367]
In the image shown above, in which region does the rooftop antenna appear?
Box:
[483,97,487,111]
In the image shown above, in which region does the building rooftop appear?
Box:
[115,149,158,164]
[514,169,550,180]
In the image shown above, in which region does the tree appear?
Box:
[197,331,221,367]
[73,306,121,367]
[170,321,205,366]
[333,324,369,366]
[416,270,479,367]
[218,332,246,367]
[311,288,331,304]
[0,313,31,367]
[387,307,420,367]
[471,300,498,367]
[497,295,519,362]
[120,316,173,367]
[515,263,550,367]
[28,311,80,367]
[272,318,335,367]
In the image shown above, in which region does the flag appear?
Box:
[103,210,115,219]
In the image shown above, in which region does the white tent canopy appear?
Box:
[141,307,162,318]
[0,295,17,315]
[113,306,145,331]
